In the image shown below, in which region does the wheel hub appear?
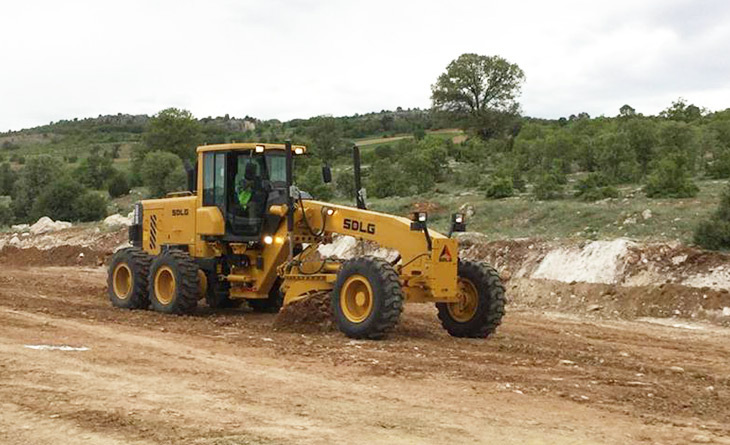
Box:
[112,263,132,299]
[340,274,373,323]
[155,266,176,305]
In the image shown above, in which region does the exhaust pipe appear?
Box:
[353,145,367,210]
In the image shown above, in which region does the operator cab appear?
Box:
[196,143,306,242]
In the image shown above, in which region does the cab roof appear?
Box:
[196,142,307,154]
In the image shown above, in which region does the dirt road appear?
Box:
[1,266,729,444]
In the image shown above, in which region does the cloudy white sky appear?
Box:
[1,0,730,132]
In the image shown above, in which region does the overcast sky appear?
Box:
[1,0,730,132]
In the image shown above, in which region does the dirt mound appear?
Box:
[0,245,109,267]
[273,292,334,332]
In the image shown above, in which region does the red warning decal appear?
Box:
[439,245,452,262]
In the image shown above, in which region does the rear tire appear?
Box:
[248,278,284,313]
[436,261,505,338]
[107,247,151,309]
[148,250,199,314]
[332,256,403,339]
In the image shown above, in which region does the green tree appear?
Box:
[107,170,130,198]
[30,175,108,222]
[694,185,730,250]
[75,152,115,189]
[141,108,202,162]
[644,155,699,198]
[431,53,525,138]
[0,162,17,196]
[140,151,186,198]
[11,155,62,220]
[307,116,342,160]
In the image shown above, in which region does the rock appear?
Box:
[642,209,652,220]
[586,304,603,312]
[722,307,730,317]
[559,359,576,366]
[29,217,72,235]
[458,203,476,219]
[690,434,712,443]
[671,255,688,265]
[623,217,637,225]
[9,236,21,247]
[11,224,29,232]
[668,366,685,374]
[103,213,132,228]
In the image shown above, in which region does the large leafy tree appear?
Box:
[142,108,202,161]
[431,53,525,138]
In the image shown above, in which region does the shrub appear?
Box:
[532,173,564,200]
[334,169,356,199]
[374,144,394,159]
[107,170,130,198]
[574,173,620,201]
[74,191,108,221]
[368,160,408,198]
[140,151,186,198]
[30,176,107,222]
[297,166,333,201]
[0,203,13,226]
[0,162,17,196]
[694,220,730,251]
[484,176,514,199]
[644,155,699,198]
[694,185,730,250]
[75,152,115,189]
[11,155,62,220]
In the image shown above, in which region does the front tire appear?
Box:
[332,256,403,339]
[148,250,199,314]
[436,261,506,338]
[107,247,152,309]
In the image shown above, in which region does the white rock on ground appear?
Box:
[11,224,29,232]
[532,239,634,284]
[29,217,72,235]
[103,213,133,228]
[317,235,399,262]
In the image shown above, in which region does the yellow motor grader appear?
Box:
[108,141,505,339]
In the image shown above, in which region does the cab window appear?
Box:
[202,152,226,207]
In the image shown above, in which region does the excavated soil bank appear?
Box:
[0,245,108,267]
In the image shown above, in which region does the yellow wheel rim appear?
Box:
[112,263,132,300]
[448,278,479,322]
[154,266,176,305]
[340,274,374,323]
[197,270,208,299]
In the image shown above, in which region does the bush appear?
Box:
[694,220,730,251]
[75,152,115,189]
[532,173,564,200]
[11,155,62,220]
[334,169,356,199]
[107,170,130,198]
[0,162,17,196]
[644,155,699,198]
[298,166,333,201]
[30,176,108,222]
[368,160,408,198]
[140,151,186,198]
[74,191,108,221]
[484,176,514,199]
[574,173,620,201]
[0,203,13,226]
[694,185,730,250]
